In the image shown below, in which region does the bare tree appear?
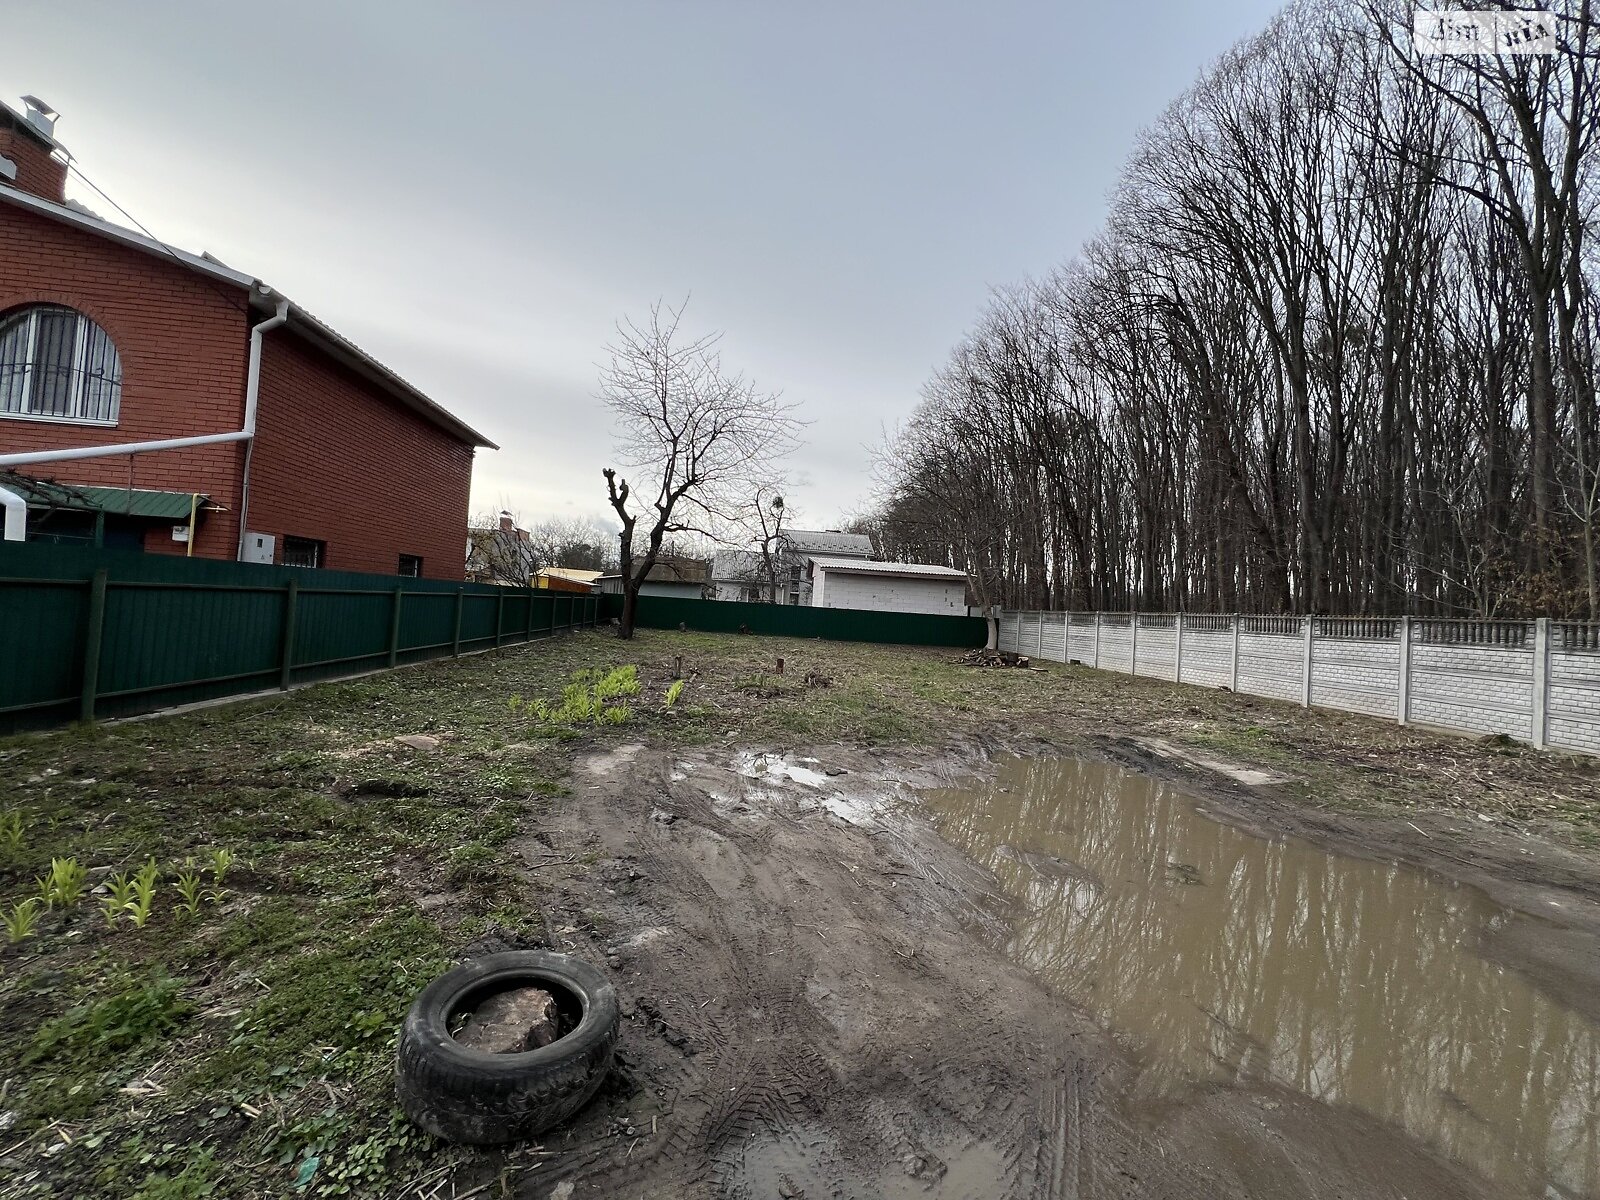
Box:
[601,300,802,638]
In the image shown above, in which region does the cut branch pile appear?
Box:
[955,649,1032,669]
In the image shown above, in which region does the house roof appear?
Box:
[598,557,710,585]
[781,529,874,557]
[0,180,497,450]
[809,556,968,581]
[539,567,603,584]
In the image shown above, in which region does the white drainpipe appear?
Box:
[0,486,25,541]
[0,298,289,546]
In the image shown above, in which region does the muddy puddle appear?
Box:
[920,756,1600,1197]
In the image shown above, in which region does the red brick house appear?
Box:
[0,97,494,579]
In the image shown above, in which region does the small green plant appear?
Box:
[174,865,206,920]
[207,848,236,885]
[528,665,640,727]
[664,678,687,708]
[507,693,524,713]
[5,897,42,943]
[0,809,24,853]
[45,857,90,907]
[127,859,160,928]
[102,870,137,928]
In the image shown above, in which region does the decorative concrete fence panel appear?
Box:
[1237,618,1306,704]
[1135,615,1178,682]
[997,609,1600,757]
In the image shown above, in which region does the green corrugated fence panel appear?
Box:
[98,584,284,700]
[292,590,393,676]
[0,543,585,733]
[600,593,986,648]
[0,577,86,717]
[397,590,456,659]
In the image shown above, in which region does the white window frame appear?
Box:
[0,306,122,426]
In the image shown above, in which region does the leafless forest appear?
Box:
[861,1,1600,617]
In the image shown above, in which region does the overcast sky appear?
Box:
[8,0,1283,533]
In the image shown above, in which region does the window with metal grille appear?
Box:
[282,536,325,569]
[0,305,123,424]
[398,554,422,578]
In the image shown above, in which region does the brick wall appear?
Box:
[0,201,251,560]
[998,610,1600,758]
[249,334,474,580]
[0,123,67,203]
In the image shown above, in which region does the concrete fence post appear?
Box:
[1396,615,1411,725]
[1230,614,1241,692]
[1037,609,1045,657]
[1302,616,1313,708]
[1174,612,1184,684]
[1130,610,1139,676]
[1532,618,1551,750]
[1093,611,1101,669]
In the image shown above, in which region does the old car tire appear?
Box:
[396,951,619,1144]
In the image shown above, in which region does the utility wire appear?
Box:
[60,155,258,320]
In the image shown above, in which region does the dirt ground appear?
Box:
[2,627,1598,1198]
[504,734,1594,1200]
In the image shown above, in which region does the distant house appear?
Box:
[0,97,492,578]
[809,558,969,615]
[710,528,874,605]
[466,512,536,585]
[537,566,601,593]
[596,555,709,599]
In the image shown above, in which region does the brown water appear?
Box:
[920,756,1600,1198]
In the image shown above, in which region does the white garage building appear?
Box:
[808,557,970,616]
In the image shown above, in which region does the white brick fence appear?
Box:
[997,611,1600,757]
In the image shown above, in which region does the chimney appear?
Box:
[499,511,515,533]
[0,96,68,203]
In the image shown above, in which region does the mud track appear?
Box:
[491,738,1537,1200]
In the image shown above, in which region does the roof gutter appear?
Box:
[0,296,290,550]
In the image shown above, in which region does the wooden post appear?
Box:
[388,585,405,668]
[451,588,464,657]
[1230,614,1241,692]
[1302,616,1314,708]
[280,577,300,690]
[79,569,108,723]
[1174,612,1184,684]
[1532,618,1550,750]
[1396,616,1411,725]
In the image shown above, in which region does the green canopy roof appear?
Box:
[11,479,207,520]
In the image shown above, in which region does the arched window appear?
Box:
[0,305,122,424]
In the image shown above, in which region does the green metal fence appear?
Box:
[0,543,599,733]
[603,593,988,648]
